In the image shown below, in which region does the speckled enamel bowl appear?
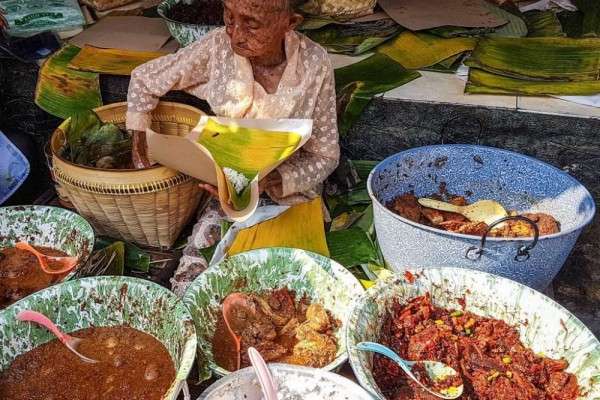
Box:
[157,0,222,47]
[0,276,197,400]
[197,363,375,400]
[0,205,95,282]
[346,268,600,400]
[368,144,596,290]
[183,247,365,382]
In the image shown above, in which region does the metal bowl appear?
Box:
[157,0,221,47]
[198,363,374,400]
[0,276,197,400]
[0,205,95,282]
[368,144,596,290]
[182,247,364,382]
[346,268,600,400]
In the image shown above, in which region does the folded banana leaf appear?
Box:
[95,237,151,273]
[349,159,377,180]
[335,53,420,135]
[427,26,496,38]
[483,1,528,38]
[575,0,600,37]
[466,37,600,81]
[424,53,465,73]
[377,32,476,70]
[68,45,163,75]
[326,227,378,268]
[524,11,565,37]
[227,197,329,257]
[306,19,401,55]
[35,45,102,119]
[466,68,600,95]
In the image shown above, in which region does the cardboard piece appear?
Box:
[69,16,171,52]
[378,0,508,31]
[146,116,312,222]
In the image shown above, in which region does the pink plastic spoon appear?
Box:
[248,347,278,400]
[17,310,98,364]
[222,293,257,371]
[15,242,79,275]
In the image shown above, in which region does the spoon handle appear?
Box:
[356,342,414,375]
[248,347,278,400]
[417,198,462,214]
[17,310,71,344]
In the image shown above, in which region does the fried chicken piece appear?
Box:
[390,193,422,223]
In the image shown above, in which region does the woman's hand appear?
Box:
[130,130,152,169]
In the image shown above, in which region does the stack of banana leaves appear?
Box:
[465,37,600,95]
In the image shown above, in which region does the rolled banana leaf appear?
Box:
[466,68,600,95]
[523,11,566,37]
[377,31,476,70]
[68,45,164,75]
[335,53,420,135]
[466,37,600,81]
[35,45,102,119]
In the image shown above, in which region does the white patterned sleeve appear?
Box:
[270,58,340,200]
[125,34,213,131]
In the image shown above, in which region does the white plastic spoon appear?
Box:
[248,347,278,400]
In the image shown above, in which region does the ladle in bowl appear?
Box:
[15,242,79,275]
[357,342,463,399]
[418,198,508,226]
[248,347,278,400]
[222,292,258,371]
[17,310,98,364]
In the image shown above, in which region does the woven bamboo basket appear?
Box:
[50,102,205,249]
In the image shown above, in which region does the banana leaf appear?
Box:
[377,31,477,70]
[68,45,164,75]
[350,159,377,180]
[466,68,600,95]
[94,237,151,272]
[575,0,600,37]
[300,16,337,30]
[91,241,125,276]
[483,1,528,38]
[197,118,303,210]
[427,26,496,38]
[335,53,421,135]
[524,11,565,37]
[227,197,329,257]
[424,53,465,73]
[557,11,584,38]
[466,37,600,81]
[326,227,378,268]
[35,45,102,119]
[306,19,402,55]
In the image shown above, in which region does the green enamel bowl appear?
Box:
[157,0,221,47]
[346,267,600,400]
[183,247,365,382]
[0,276,197,400]
[0,205,95,284]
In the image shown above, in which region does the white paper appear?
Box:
[518,0,576,12]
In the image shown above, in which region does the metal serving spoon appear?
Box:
[15,242,79,275]
[357,342,463,399]
[418,198,508,226]
[17,310,98,364]
[248,347,278,400]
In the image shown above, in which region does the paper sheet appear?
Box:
[517,0,577,12]
[69,16,171,52]
[378,0,508,31]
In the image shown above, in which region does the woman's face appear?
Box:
[223,0,301,59]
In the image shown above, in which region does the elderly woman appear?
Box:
[126,0,339,293]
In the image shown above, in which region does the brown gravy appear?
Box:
[0,325,175,400]
[0,246,69,309]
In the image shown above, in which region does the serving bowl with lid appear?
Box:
[368,144,596,290]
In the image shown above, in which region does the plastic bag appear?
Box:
[0,0,85,37]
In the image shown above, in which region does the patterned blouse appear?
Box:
[126,28,340,205]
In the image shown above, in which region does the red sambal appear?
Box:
[373,295,579,400]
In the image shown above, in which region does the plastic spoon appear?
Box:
[15,242,79,275]
[418,198,508,226]
[357,342,463,399]
[17,310,98,364]
[222,293,257,371]
[248,347,278,400]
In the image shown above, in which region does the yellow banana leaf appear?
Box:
[227,197,329,257]
[198,119,303,210]
[523,10,566,37]
[466,37,600,81]
[68,45,164,75]
[35,45,103,119]
[466,68,600,96]
[377,31,476,70]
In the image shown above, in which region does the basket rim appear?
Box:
[50,101,203,174]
